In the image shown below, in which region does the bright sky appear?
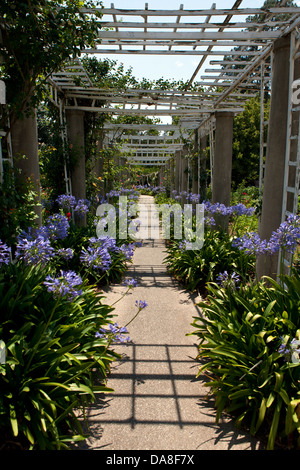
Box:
[99,0,300,84]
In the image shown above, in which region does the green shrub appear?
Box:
[190,273,300,449]
[164,229,254,293]
[0,262,117,450]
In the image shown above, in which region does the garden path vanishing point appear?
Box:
[78,195,262,451]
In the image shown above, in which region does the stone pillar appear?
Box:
[199,135,208,201]
[256,34,291,280]
[175,150,181,193]
[181,150,188,193]
[212,111,234,230]
[11,110,42,225]
[192,130,199,194]
[94,136,104,196]
[66,109,86,226]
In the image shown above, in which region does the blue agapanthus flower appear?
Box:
[42,213,70,240]
[0,240,11,266]
[95,322,130,344]
[56,194,76,211]
[123,278,138,288]
[57,248,74,260]
[16,236,55,266]
[216,271,240,289]
[44,270,83,301]
[135,300,148,310]
[80,244,111,271]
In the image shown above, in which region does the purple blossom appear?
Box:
[44,270,83,301]
[57,248,74,260]
[178,239,192,251]
[204,216,216,228]
[80,245,111,271]
[230,203,255,217]
[74,199,90,217]
[95,322,130,344]
[15,236,55,266]
[120,243,135,260]
[42,214,70,240]
[0,240,11,266]
[123,278,138,288]
[56,194,76,211]
[135,300,148,310]
[232,232,268,255]
[216,271,240,289]
[268,214,300,255]
[89,236,120,253]
[204,201,232,217]
[233,214,300,256]
[278,336,300,364]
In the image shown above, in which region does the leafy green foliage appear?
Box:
[164,229,254,294]
[0,164,40,246]
[0,262,116,450]
[0,0,102,125]
[232,97,270,188]
[191,273,300,449]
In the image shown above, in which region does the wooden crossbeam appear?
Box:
[82,7,300,16]
[96,31,281,40]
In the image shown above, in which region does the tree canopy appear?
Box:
[0,0,102,126]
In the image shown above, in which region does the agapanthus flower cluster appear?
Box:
[120,242,135,260]
[80,244,112,271]
[204,201,232,217]
[89,236,120,253]
[216,271,240,290]
[135,300,148,310]
[178,239,193,251]
[204,216,216,228]
[15,236,55,267]
[123,278,138,288]
[233,214,300,256]
[57,247,74,260]
[232,232,268,255]
[268,214,300,255]
[230,203,255,217]
[278,336,300,364]
[42,213,70,240]
[56,194,76,211]
[74,199,90,217]
[0,240,11,266]
[44,270,83,301]
[95,322,130,344]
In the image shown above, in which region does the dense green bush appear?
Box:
[0,261,119,450]
[164,229,255,293]
[0,261,118,450]
[191,273,300,450]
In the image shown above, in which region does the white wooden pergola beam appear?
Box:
[84,48,264,56]
[82,7,300,16]
[64,105,244,115]
[96,31,281,41]
[97,40,267,48]
[128,162,166,166]
[122,145,183,150]
[98,20,287,30]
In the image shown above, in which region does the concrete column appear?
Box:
[175,150,181,193]
[11,110,42,225]
[256,34,291,280]
[66,109,86,226]
[212,111,234,230]
[199,135,208,201]
[181,150,188,193]
[192,130,199,194]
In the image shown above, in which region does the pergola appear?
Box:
[4,0,300,279]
